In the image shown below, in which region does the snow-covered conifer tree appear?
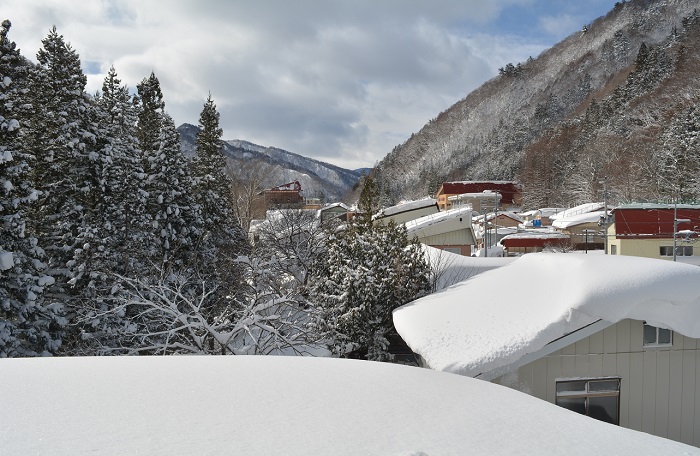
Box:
[18,26,103,352]
[313,176,430,361]
[0,21,65,356]
[658,105,700,201]
[69,67,148,352]
[136,73,199,270]
[190,94,247,294]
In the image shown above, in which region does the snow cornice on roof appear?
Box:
[393,253,700,379]
[377,198,438,218]
[404,206,473,235]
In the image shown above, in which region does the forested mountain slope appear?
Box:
[178,123,363,202]
[371,0,700,208]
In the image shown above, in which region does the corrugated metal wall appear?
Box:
[494,319,700,447]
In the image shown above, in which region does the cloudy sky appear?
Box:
[4,0,617,169]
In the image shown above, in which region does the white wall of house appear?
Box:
[492,319,700,447]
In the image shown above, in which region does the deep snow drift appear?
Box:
[394,253,700,378]
[1,356,698,455]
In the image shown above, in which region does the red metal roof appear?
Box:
[612,207,700,238]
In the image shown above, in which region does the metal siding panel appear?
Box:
[680,350,697,445]
[575,337,590,355]
[589,330,604,355]
[628,352,644,431]
[589,354,603,377]
[604,323,618,354]
[561,340,576,356]
[684,334,697,350]
[602,353,617,374]
[695,351,700,447]
[674,331,685,350]
[630,320,644,353]
[575,355,589,378]
[668,351,684,442]
[642,351,657,434]
[561,355,575,377]
[546,356,561,404]
[617,353,630,428]
[532,358,547,400]
[654,350,670,437]
[616,319,631,353]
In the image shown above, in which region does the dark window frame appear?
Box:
[643,322,673,347]
[555,377,621,425]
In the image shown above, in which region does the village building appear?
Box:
[318,202,351,224]
[374,198,439,226]
[607,203,700,264]
[393,254,700,448]
[436,181,522,211]
[404,206,476,256]
[551,210,607,252]
[499,230,571,255]
[251,180,305,220]
[518,207,566,227]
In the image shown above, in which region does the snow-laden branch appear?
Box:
[85,265,323,356]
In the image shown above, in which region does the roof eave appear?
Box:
[474,319,613,381]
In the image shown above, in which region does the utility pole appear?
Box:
[673,201,691,262]
[600,179,608,254]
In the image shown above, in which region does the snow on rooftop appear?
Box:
[518,208,565,224]
[394,253,700,379]
[422,245,514,290]
[550,202,605,220]
[404,205,473,234]
[320,202,349,211]
[378,198,437,217]
[551,210,606,229]
[2,356,698,455]
[499,230,569,241]
[448,191,501,201]
[473,211,524,223]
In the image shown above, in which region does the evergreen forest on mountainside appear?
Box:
[371,0,700,209]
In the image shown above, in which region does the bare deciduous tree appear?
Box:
[226,160,280,233]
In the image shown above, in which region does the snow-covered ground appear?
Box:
[394,253,700,379]
[1,356,698,455]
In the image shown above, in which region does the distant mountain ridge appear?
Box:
[370,0,700,208]
[178,123,364,202]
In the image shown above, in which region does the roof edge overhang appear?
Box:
[475,319,614,381]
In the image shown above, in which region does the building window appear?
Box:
[555,378,620,425]
[660,246,693,257]
[643,322,672,347]
[610,245,617,255]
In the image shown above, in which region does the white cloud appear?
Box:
[3,0,586,169]
[538,13,583,39]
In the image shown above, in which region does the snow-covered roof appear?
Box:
[404,205,473,235]
[319,202,349,213]
[422,245,513,290]
[1,356,696,455]
[551,210,606,229]
[499,230,569,241]
[377,198,437,217]
[394,253,700,379]
[519,207,568,218]
[550,202,605,220]
[448,191,501,201]
[473,211,524,223]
